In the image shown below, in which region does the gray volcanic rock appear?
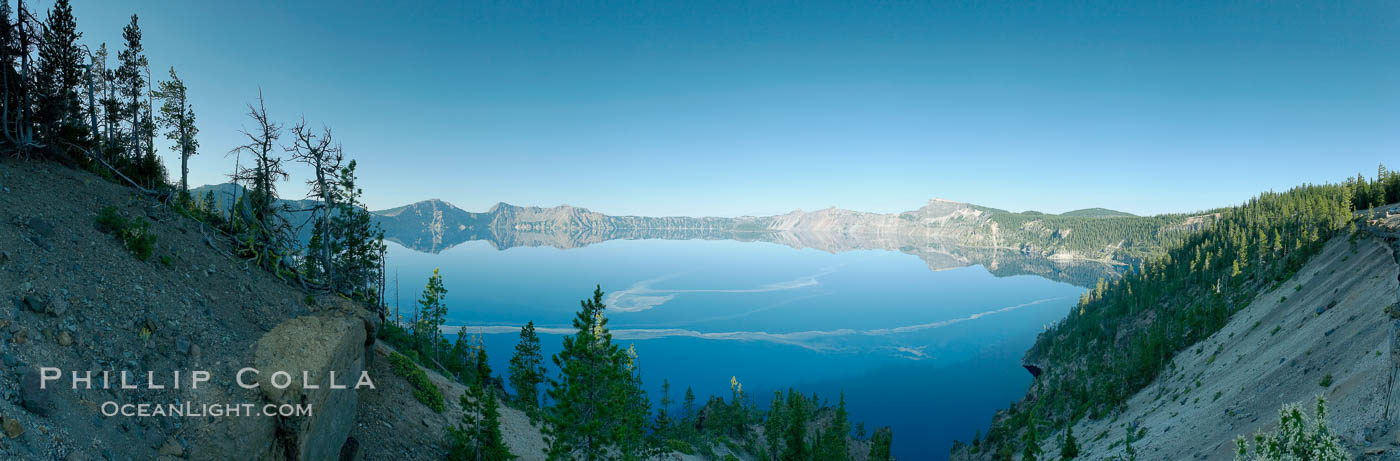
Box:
[253,314,368,461]
[19,367,53,415]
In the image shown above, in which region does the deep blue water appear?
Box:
[385,238,1083,460]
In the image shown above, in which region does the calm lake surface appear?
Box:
[385,237,1085,460]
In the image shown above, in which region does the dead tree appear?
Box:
[227,89,289,268]
[286,117,342,287]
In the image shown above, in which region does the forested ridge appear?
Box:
[960,171,1396,459]
[985,211,1202,263]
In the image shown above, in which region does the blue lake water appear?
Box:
[385,238,1085,460]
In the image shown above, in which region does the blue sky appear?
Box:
[66,0,1399,217]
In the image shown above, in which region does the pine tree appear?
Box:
[814,392,851,460]
[33,0,82,146]
[614,344,652,460]
[199,190,217,218]
[1060,423,1079,459]
[449,326,473,381]
[780,389,809,461]
[720,376,748,437]
[653,378,673,439]
[764,391,784,461]
[96,44,123,158]
[507,321,545,421]
[867,427,893,461]
[154,67,197,200]
[330,160,385,299]
[449,347,516,461]
[116,14,144,161]
[415,268,449,362]
[1022,412,1041,461]
[303,226,327,280]
[133,104,165,189]
[0,2,22,145]
[682,386,696,424]
[544,285,636,460]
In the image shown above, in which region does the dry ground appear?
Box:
[1036,235,1400,460]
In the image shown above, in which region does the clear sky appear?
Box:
[65,0,1399,217]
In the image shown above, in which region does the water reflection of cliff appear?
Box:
[383,224,1119,288]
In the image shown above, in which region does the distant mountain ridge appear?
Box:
[369,197,1169,253]
[368,196,1208,287]
[1059,207,1137,217]
[189,183,1204,287]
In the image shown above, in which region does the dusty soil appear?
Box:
[0,158,345,459]
[1033,235,1400,460]
[351,342,551,461]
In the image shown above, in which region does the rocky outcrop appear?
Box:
[189,310,375,461]
[254,314,369,461]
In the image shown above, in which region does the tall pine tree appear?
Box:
[331,160,386,300]
[153,67,197,200]
[814,392,850,460]
[415,268,449,363]
[764,391,785,461]
[34,0,82,146]
[544,285,644,460]
[116,14,143,161]
[449,347,516,461]
[508,320,545,420]
[868,427,893,461]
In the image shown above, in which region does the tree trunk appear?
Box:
[86,63,99,155]
[129,93,138,160]
[319,170,333,290]
[179,112,189,197]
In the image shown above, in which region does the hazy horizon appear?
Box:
[71,0,1399,217]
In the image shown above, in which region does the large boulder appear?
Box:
[253,314,368,461]
[322,296,381,352]
[192,406,280,461]
[19,367,55,415]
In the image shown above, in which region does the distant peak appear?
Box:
[421,198,458,208]
[403,198,463,212]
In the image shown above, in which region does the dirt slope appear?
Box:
[0,159,333,459]
[1032,235,1399,460]
[351,342,551,460]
